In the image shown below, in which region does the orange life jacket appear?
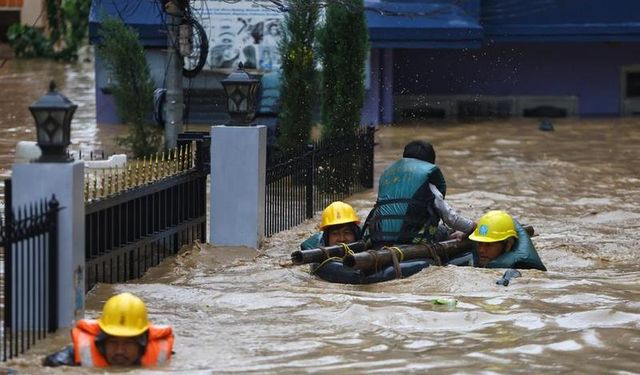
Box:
[71,319,174,367]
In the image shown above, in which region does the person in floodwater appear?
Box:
[43,292,174,367]
[363,140,475,248]
[300,201,361,250]
[469,210,547,271]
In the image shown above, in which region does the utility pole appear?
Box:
[164,0,185,150]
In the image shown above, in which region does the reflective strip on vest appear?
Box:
[157,347,168,366]
[77,337,95,366]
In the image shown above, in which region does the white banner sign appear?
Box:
[192,0,285,72]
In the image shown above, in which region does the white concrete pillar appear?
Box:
[210,125,266,249]
[11,161,85,329]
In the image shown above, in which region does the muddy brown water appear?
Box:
[2,55,640,374]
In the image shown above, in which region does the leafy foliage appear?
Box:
[97,17,161,157]
[277,0,320,152]
[7,0,91,61]
[317,0,369,139]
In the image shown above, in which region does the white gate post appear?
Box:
[210,125,266,249]
[12,161,85,328]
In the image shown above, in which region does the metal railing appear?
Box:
[84,135,210,291]
[265,127,375,236]
[1,180,59,362]
[84,143,196,202]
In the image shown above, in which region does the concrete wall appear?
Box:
[11,161,85,328]
[393,42,640,116]
[20,0,43,27]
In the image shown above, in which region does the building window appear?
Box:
[626,72,640,98]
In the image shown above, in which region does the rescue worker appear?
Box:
[301,201,361,250]
[469,210,547,271]
[364,140,475,248]
[43,292,174,367]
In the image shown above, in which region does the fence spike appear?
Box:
[154,152,160,181]
[93,170,98,200]
[161,151,166,178]
[174,147,179,174]
[134,161,139,187]
[99,169,105,198]
[178,145,185,172]
[114,166,120,194]
[142,156,148,185]
[125,164,131,190]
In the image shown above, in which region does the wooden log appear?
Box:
[291,241,367,265]
[343,226,534,272]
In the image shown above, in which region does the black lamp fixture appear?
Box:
[29,81,76,162]
[221,62,261,125]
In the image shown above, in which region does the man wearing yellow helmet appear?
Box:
[44,292,174,367]
[469,210,546,271]
[301,201,361,249]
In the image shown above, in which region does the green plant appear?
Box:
[277,0,320,152]
[317,0,369,139]
[97,17,161,158]
[6,0,90,60]
[7,24,54,58]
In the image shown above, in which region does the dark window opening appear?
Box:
[398,107,446,120]
[522,105,567,118]
[626,72,640,98]
[457,100,511,120]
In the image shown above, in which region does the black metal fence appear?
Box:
[84,136,209,291]
[1,180,59,362]
[265,127,375,236]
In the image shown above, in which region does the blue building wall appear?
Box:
[90,0,640,124]
[393,42,640,116]
[363,0,640,123]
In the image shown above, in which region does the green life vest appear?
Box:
[300,232,323,250]
[364,158,446,246]
[486,221,547,271]
[257,71,281,115]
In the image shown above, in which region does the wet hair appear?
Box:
[403,140,436,164]
[321,223,361,246]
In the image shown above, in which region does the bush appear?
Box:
[7,0,90,61]
[317,0,369,139]
[97,17,161,157]
[277,0,320,152]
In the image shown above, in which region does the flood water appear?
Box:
[3,55,640,374]
[0,49,126,186]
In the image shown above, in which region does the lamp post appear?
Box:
[29,81,76,162]
[221,62,261,125]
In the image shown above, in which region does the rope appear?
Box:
[311,243,355,275]
[310,256,342,275]
[426,244,442,266]
[385,246,405,262]
[385,246,404,279]
[339,242,356,256]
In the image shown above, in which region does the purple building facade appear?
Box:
[363,0,640,124]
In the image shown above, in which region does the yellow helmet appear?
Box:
[320,201,360,230]
[469,210,519,243]
[98,293,150,337]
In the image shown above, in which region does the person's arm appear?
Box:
[429,183,475,234]
[43,345,77,367]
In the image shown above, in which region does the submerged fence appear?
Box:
[1,180,59,362]
[265,127,375,236]
[84,136,209,291]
